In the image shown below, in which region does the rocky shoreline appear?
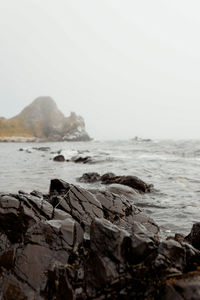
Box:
[0,135,92,143]
[0,178,200,299]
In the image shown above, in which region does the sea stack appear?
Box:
[0,97,91,142]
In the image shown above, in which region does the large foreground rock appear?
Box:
[0,179,200,299]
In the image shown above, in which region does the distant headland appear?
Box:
[0,97,91,142]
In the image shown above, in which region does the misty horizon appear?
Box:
[1,0,200,140]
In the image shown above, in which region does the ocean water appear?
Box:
[1,139,200,237]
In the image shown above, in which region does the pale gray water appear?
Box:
[1,139,200,237]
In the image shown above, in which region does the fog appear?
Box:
[1,0,200,140]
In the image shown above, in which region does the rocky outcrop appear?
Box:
[78,172,153,193]
[0,179,200,299]
[53,155,92,163]
[0,97,91,142]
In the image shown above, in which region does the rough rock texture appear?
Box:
[0,97,91,141]
[0,179,200,299]
[78,172,153,193]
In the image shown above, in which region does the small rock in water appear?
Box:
[72,156,92,164]
[33,146,51,151]
[78,172,153,193]
[79,172,101,183]
[53,154,65,162]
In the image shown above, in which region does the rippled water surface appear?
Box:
[1,139,200,237]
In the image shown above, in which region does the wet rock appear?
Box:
[53,154,65,162]
[50,184,103,227]
[33,146,51,151]
[160,274,200,300]
[100,172,116,183]
[1,179,200,299]
[185,222,200,250]
[72,156,92,164]
[42,263,75,300]
[79,172,101,183]
[49,178,70,195]
[0,188,82,299]
[78,172,153,193]
[122,221,157,265]
[90,187,159,236]
[90,218,130,262]
[30,190,43,198]
[102,175,153,193]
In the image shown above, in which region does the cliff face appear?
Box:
[0,97,91,141]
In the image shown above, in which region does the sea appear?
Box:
[1,139,200,238]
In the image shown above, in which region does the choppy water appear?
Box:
[1,139,200,237]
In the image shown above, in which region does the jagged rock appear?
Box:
[185,222,200,250]
[1,180,200,299]
[0,190,82,299]
[49,179,70,195]
[53,154,65,162]
[90,187,159,236]
[150,239,186,274]
[49,183,104,228]
[90,218,130,262]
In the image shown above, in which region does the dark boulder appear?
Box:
[185,222,200,250]
[78,172,153,193]
[53,154,65,162]
[102,175,153,193]
[49,178,70,195]
[78,172,101,183]
[72,156,92,164]
[101,172,116,182]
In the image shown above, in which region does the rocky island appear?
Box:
[0,177,200,299]
[0,97,91,142]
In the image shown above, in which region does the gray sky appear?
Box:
[1,0,200,140]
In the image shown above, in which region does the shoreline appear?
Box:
[0,136,93,143]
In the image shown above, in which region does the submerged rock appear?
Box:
[0,179,200,299]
